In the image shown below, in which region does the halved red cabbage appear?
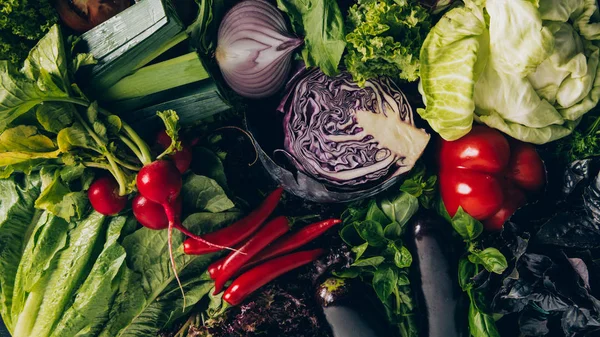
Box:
[279,68,430,189]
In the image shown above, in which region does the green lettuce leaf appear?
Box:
[344,0,431,85]
[418,0,485,140]
[9,212,70,334]
[277,0,346,76]
[50,216,133,337]
[35,168,89,221]
[24,211,106,337]
[418,0,600,144]
[0,175,42,331]
[97,211,241,337]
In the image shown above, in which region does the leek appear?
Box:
[102,52,209,102]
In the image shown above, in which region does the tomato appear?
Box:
[439,126,545,231]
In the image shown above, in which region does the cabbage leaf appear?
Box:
[418,0,600,144]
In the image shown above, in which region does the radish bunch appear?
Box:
[86,128,232,304]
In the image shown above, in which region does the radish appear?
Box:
[132,194,210,239]
[136,159,239,305]
[156,130,192,174]
[132,194,182,230]
[88,176,127,215]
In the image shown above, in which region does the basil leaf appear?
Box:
[468,248,508,274]
[332,268,360,279]
[366,199,390,225]
[468,301,501,337]
[354,220,386,247]
[394,245,413,269]
[380,192,418,226]
[276,0,346,76]
[351,256,385,268]
[351,242,369,260]
[340,223,364,246]
[452,207,483,241]
[458,257,476,290]
[384,222,403,240]
[373,267,397,302]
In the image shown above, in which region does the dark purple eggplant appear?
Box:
[408,210,468,337]
[316,278,396,337]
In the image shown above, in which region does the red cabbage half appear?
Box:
[277,68,430,195]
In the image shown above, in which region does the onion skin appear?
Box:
[55,0,131,33]
[216,0,303,99]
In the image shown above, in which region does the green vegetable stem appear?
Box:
[437,202,507,337]
[0,25,182,218]
[339,190,422,337]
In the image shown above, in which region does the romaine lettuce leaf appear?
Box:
[0,174,42,331]
[49,216,134,337]
[25,211,106,337]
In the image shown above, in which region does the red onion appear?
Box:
[216,0,303,99]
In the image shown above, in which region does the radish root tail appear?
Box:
[174,223,247,255]
[164,203,187,308]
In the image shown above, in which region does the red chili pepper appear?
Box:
[245,218,341,269]
[213,216,290,293]
[223,249,325,306]
[183,187,284,255]
[207,218,340,280]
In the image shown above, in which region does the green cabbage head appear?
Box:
[418,0,600,144]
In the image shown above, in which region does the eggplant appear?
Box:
[407,211,468,337]
[316,278,395,337]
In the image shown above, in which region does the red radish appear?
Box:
[156,130,172,149]
[88,176,127,215]
[132,194,182,230]
[137,160,182,205]
[156,130,193,174]
[136,160,240,306]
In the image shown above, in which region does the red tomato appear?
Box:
[439,126,545,231]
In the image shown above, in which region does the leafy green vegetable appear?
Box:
[436,200,505,337]
[181,174,234,213]
[418,0,600,144]
[1,169,240,337]
[0,0,57,65]
[0,175,42,329]
[345,0,431,85]
[277,0,346,76]
[340,191,419,337]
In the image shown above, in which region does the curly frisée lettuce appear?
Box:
[279,68,430,190]
[418,0,600,144]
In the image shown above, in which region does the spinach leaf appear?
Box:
[277,0,346,76]
[181,174,234,213]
